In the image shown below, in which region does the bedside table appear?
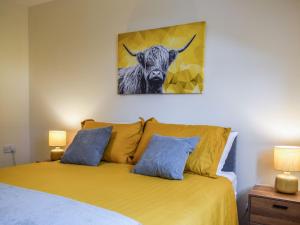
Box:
[249,185,300,225]
[50,149,64,161]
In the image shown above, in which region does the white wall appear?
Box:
[0,0,30,167]
[29,0,300,222]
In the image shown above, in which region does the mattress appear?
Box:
[218,171,237,197]
[0,162,238,225]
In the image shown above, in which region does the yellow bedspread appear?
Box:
[0,162,238,225]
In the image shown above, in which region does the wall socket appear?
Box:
[3,144,16,154]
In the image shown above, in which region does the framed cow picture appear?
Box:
[117,21,206,95]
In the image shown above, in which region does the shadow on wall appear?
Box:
[125,0,199,33]
[237,189,251,225]
[235,149,274,225]
[257,148,275,185]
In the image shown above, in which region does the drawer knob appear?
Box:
[272,204,288,210]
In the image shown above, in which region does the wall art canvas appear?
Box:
[118,21,206,95]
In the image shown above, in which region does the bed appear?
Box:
[0,161,238,225]
[0,119,239,225]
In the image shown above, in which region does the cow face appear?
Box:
[123,34,196,93]
[135,46,175,93]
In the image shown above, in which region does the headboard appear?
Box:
[222,137,237,173]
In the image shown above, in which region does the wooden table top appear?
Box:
[249,185,300,203]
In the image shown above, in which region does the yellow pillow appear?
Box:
[83,118,144,164]
[133,118,231,177]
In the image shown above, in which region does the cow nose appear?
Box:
[152,70,160,75]
[149,70,164,80]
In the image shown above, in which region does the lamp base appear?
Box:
[50,147,64,161]
[275,172,298,194]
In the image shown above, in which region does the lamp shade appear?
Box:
[274,146,300,172]
[49,130,66,147]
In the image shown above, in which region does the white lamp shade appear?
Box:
[49,130,66,147]
[274,146,300,172]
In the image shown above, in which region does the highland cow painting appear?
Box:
[118,21,206,95]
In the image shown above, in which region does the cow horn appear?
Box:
[177,34,196,53]
[123,44,137,56]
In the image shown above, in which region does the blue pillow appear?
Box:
[61,127,112,166]
[132,134,200,180]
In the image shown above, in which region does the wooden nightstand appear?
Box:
[50,149,64,161]
[249,185,300,225]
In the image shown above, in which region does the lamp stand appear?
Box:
[275,172,298,194]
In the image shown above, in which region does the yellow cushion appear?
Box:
[83,118,144,164]
[133,118,231,177]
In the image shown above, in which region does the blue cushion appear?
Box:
[61,127,112,166]
[132,134,200,180]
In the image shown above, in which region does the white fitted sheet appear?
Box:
[218,171,237,197]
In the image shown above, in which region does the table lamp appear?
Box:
[274,146,300,194]
[49,130,66,161]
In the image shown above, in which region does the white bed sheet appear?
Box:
[218,171,237,197]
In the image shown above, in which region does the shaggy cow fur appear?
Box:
[118,35,196,94]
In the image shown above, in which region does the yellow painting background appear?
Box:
[118,22,206,94]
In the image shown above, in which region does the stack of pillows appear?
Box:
[61,118,232,180]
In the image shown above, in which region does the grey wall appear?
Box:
[29,0,300,223]
[0,0,30,167]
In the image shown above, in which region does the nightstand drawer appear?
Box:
[250,196,300,225]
